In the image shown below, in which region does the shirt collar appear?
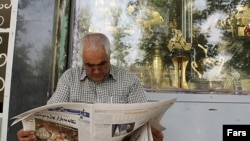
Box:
[80,65,117,81]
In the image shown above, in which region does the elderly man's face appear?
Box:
[82,46,110,82]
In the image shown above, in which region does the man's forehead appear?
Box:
[83,44,106,52]
[83,53,109,64]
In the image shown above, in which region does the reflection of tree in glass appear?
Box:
[72,7,91,67]
[110,7,130,68]
[192,0,250,81]
[10,0,53,123]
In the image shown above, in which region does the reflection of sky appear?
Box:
[17,0,54,62]
[200,11,226,44]
[194,0,207,11]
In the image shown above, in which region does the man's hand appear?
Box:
[17,129,37,141]
[151,126,164,141]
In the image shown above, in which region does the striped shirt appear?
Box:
[47,65,147,104]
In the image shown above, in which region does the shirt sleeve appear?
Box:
[127,75,148,103]
[47,70,71,104]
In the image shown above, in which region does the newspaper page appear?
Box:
[11,98,176,141]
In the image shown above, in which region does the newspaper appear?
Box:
[11,98,176,141]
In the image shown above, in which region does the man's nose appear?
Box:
[92,66,101,74]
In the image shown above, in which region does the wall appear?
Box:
[146,93,250,141]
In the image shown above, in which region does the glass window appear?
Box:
[70,0,250,95]
[8,0,55,140]
[10,0,54,112]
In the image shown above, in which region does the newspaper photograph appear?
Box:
[11,98,176,141]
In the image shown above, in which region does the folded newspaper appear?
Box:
[11,98,176,141]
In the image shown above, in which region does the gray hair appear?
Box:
[81,33,111,56]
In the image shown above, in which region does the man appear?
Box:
[120,123,133,135]
[17,33,163,141]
